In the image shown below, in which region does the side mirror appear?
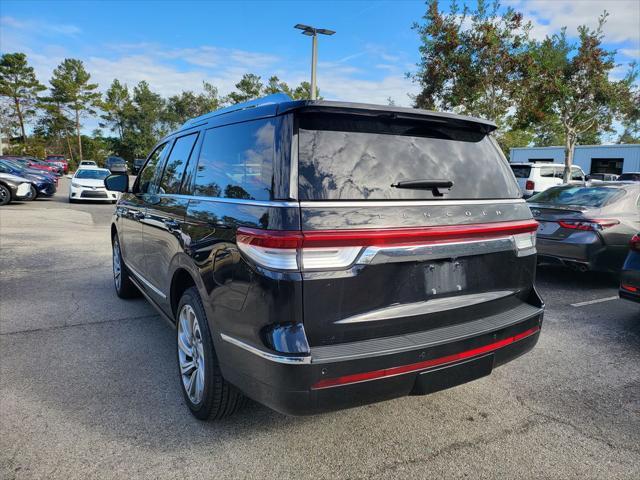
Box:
[105,173,129,192]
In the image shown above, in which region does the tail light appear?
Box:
[525,180,535,191]
[237,220,539,272]
[558,219,620,231]
[630,234,640,252]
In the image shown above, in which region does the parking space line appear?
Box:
[570,296,619,307]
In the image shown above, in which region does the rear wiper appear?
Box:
[391,179,453,197]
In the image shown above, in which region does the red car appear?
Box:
[45,155,69,174]
[1,156,60,175]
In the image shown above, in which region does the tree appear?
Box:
[49,58,101,162]
[128,80,166,158]
[100,79,132,141]
[226,73,263,104]
[165,81,222,128]
[617,69,640,144]
[0,53,46,142]
[34,102,77,162]
[291,81,321,100]
[409,0,531,128]
[514,13,635,181]
[264,75,293,96]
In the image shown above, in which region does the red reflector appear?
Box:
[311,326,541,390]
[630,234,640,252]
[621,284,638,293]
[525,180,535,191]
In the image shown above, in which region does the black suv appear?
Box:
[106,94,544,420]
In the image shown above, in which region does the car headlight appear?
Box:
[71,181,81,187]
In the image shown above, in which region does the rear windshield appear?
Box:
[510,165,531,178]
[528,185,625,208]
[297,114,520,200]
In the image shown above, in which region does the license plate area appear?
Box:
[424,259,466,296]
[411,353,494,395]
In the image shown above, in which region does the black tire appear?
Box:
[68,197,75,203]
[177,287,245,420]
[112,234,140,299]
[27,185,37,200]
[0,184,10,206]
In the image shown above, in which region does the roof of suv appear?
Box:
[177,93,497,135]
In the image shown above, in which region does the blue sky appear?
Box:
[1,0,638,111]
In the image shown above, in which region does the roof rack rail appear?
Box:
[181,93,293,128]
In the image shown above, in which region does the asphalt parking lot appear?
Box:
[1,177,639,480]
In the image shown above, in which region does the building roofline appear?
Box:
[510,144,640,151]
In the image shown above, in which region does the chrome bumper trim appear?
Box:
[220,333,312,365]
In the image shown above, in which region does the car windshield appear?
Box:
[75,169,109,179]
[510,165,532,178]
[528,185,625,208]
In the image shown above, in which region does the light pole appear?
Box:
[294,24,335,100]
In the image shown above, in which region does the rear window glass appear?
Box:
[193,119,275,200]
[75,169,109,179]
[511,165,531,178]
[528,185,625,208]
[297,114,520,200]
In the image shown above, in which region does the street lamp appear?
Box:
[294,24,335,100]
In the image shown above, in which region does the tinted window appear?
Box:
[511,165,531,178]
[136,143,169,194]
[298,114,520,200]
[75,169,109,179]
[619,173,640,181]
[194,119,275,200]
[539,167,555,178]
[571,168,584,181]
[529,185,625,208]
[158,133,197,194]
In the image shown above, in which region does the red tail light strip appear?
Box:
[621,284,638,293]
[238,220,539,249]
[311,325,541,390]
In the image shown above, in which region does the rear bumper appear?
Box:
[536,235,625,272]
[620,268,640,303]
[218,296,544,416]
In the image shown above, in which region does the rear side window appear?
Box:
[539,167,555,178]
[158,133,198,194]
[193,119,275,200]
[511,165,531,178]
[297,114,520,200]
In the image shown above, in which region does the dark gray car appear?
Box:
[104,156,127,173]
[528,182,640,272]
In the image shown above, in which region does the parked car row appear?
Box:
[0,157,59,205]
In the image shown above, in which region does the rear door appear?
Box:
[294,111,537,346]
[142,132,200,301]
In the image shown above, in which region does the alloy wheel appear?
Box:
[112,239,122,291]
[177,304,206,405]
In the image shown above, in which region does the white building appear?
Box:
[509,144,640,175]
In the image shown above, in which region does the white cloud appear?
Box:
[506,0,640,43]
[620,48,640,59]
[0,15,81,36]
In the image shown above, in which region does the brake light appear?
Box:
[630,234,640,252]
[525,180,535,191]
[621,283,638,292]
[558,219,620,231]
[237,220,539,271]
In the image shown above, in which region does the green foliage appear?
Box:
[0,52,46,141]
[514,12,635,180]
[226,73,264,104]
[410,0,531,127]
[164,81,221,129]
[49,58,101,161]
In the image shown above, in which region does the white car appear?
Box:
[69,168,119,203]
[78,160,98,169]
[510,163,586,198]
